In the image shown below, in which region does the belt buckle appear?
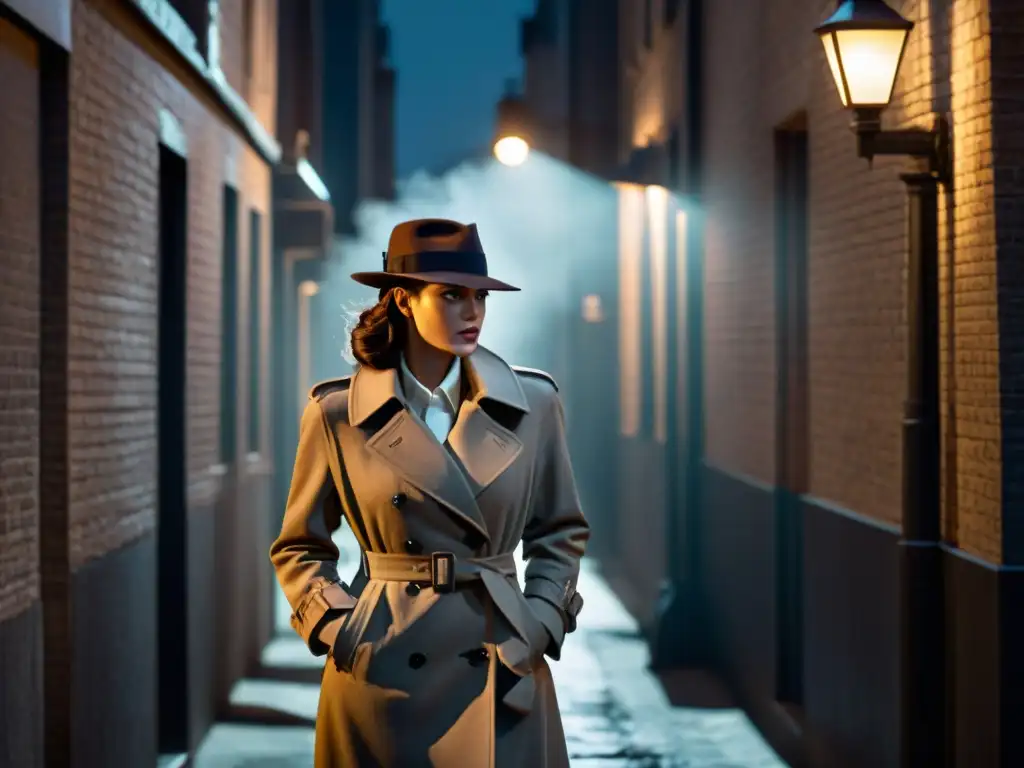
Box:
[431,551,456,593]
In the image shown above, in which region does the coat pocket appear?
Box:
[331,579,385,674]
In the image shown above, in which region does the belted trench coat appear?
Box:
[270,345,590,767]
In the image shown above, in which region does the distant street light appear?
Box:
[494,135,530,167]
[493,82,532,167]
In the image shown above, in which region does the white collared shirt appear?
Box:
[399,356,461,443]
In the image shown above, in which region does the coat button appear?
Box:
[464,648,489,668]
[392,493,407,508]
[405,539,424,555]
[408,652,427,669]
[406,583,421,597]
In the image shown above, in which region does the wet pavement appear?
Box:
[187,532,788,767]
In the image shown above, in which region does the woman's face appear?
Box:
[397,283,488,357]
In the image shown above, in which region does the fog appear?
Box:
[308,152,621,390]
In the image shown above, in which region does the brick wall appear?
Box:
[0,17,41,623]
[67,0,273,569]
[944,0,1001,561]
[699,0,1003,560]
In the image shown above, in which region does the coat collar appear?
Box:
[348,344,530,427]
[399,354,461,418]
[347,345,529,545]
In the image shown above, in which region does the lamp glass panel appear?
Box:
[834,27,908,106]
[820,33,849,106]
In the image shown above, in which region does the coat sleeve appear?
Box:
[521,387,591,660]
[270,398,358,656]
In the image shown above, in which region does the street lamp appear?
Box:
[815,0,949,175]
[815,2,948,766]
[494,135,529,167]
[493,84,531,167]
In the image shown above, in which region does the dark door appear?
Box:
[774,123,809,706]
[157,143,189,752]
[220,187,239,466]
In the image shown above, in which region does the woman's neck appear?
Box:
[403,334,455,391]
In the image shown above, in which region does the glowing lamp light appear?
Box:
[494,135,530,167]
[815,0,913,110]
[492,85,532,168]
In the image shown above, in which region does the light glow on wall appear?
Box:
[617,182,645,437]
[675,209,689,415]
[647,185,669,444]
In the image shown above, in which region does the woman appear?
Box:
[271,218,589,767]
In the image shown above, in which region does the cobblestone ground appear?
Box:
[188,532,788,767]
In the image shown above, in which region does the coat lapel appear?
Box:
[349,348,531,541]
[448,347,530,495]
[446,400,523,493]
[351,364,489,540]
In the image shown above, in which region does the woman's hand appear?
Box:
[524,604,554,662]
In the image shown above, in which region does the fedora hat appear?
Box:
[350,218,520,291]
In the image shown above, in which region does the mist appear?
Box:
[308,152,621,392]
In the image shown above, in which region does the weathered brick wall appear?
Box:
[0,17,41,623]
[67,0,273,568]
[701,0,1003,560]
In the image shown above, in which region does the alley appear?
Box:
[185,533,787,767]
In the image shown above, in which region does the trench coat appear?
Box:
[270,344,590,767]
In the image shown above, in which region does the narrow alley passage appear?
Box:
[186,532,787,767]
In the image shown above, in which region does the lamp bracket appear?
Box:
[851,109,951,182]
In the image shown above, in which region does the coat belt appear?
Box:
[361,550,540,716]
[362,550,517,588]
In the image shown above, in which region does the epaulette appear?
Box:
[308,375,353,401]
[511,365,559,392]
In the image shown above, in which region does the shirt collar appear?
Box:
[399,355,461,415]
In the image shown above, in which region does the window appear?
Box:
[247,209,263,454]
[220,186,239,464]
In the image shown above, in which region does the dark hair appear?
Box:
[349,281,421,369]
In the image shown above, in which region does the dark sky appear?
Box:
[381,0,536,179]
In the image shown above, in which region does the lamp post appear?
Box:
[815,2,949,765]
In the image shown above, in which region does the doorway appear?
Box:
[157,142,189,753]
[773,120,809,706]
